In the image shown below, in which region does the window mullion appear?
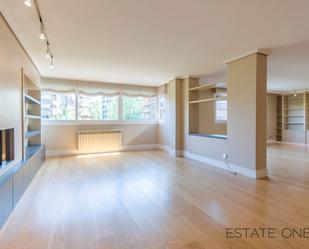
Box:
[119,94,123,122]
[75,89,79,121]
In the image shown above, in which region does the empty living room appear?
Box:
[1,0,309,248]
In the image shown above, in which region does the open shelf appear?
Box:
[24,94,41,105]
[25,114,41,120]
[25,131,41,138]
[188,81,227,138]
[189,96,226,104]
[25,145,42,160]
[189,133,227,140]
[189,82,226,91]
[284,122,303,125]
[282,93,306,134]
[284,108,303,110]
[276,95,283,142]
[22,69,42,161]
[286,100,303,103]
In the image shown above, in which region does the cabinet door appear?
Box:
[13,169,26,207]
[31,153,40,176]
[0,179,13,228]
[23,159,33,186]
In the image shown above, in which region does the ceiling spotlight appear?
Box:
[40,33,46,40]
[46,45,51,58]
[40,23,46,40]
[24,0,32,7]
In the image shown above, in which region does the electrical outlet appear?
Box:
[223,154,228,159]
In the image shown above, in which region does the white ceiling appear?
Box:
[1,0,309,90]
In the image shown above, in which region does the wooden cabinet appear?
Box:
[0,145,45,229]
[12,168,26,207]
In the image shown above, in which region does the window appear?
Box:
[123,96,156,121]
[78,94,118,120]
[41,90,159,123]
[41,92,76,120]
[158,95,166,121]
[215,100,227,122]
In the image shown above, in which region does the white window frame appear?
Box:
[158,95,166,123]
[215,100,227,123]
[41,91,159,125]
[41,90,77,122]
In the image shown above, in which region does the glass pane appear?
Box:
[216,100,227,121]
[123,96,156,121]
[41,92,76,120]
[159,95,166,121]
[78,94,118,120]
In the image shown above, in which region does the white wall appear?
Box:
[267,94,277,141]
[42,123,158,154]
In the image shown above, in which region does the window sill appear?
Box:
[42,120,158,126]
[189,133,227,140]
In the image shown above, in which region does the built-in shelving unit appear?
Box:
[189,83,227,105]
[188,81,227,138]
[275,91,309,144]
[304,92,309,132]
[276,95,282,142]
[283,94,304,131]
[189,96,227,104]
[0,69,45,230]
[22,70,42,160]
[189,83,225,92]
[24,93,41,105]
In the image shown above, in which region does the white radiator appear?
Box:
[78,129,122,153]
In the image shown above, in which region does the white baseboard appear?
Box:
[229,163,268,178]
[267,140,276,144]
[183,150,267,179]
[169,149,184,157]
[121,144,158,151]
[183,150,226,169]
[46,144,159,157]
[47,144,268,179]
[156,144,183,156]
[157,144,171,153]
